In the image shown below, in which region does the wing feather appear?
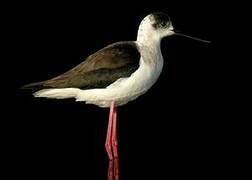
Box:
[22,41,140,90]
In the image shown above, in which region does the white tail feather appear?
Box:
[33,88,81,99]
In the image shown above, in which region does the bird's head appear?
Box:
[137,12,175,43]
[137,12,210,44]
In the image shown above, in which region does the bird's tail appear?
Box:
[33,88,81,99]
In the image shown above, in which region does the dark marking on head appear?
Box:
[151,12,171,29]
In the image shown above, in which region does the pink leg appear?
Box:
[113,158,119,180]
[111,106,119,180]
[105,102,115,161]
[112,106,118,158]
[105,102,120,180]
[108,160,113,180]
[105,102,116,180]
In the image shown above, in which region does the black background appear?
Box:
[3,1,222,180]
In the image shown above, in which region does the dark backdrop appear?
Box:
[4,1,220,180]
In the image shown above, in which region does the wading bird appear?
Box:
[22,12,210,180]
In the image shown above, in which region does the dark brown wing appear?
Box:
[22,41,140,90]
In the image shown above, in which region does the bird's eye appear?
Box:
[160,21,167,27]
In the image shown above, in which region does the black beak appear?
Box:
[174,30,211,43]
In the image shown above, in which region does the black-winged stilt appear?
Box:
[22,12,210,180]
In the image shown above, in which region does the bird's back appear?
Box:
[21,41,141,91]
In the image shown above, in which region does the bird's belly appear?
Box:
[79,60,163,107]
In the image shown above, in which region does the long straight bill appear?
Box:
[175,32,211,43]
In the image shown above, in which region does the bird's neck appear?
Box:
[137,30,162,65]
[137,29,161,48]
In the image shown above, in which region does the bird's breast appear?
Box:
[79,46,164,107]
[106,55,163,103]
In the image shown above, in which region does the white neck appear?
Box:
[136,27,161,47]
[136,28,163,65]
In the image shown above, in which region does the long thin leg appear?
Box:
[105,102,115,180]
[108,160,113,180]
[112,106,118,158]
[113,158,119,180]
[111,106,119,180]
[105,102,115,160]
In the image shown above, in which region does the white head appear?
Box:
[137,12,175,43]
[137,12,211,44]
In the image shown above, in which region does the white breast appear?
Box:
[75,49,164,107]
